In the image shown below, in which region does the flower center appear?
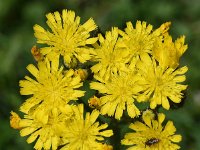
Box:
[79,130,89,141]
[45,78,62,101]
[156,77,163,86]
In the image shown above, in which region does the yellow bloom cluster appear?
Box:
[13,104,112,150]
[89,18,186,150]
[10,9,188,150]
[91,20,188,115]
[11,9,113,150]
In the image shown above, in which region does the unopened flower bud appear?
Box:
[10,111,21,130]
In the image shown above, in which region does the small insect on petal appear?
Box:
[145,138,160,147]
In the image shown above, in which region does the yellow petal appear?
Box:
[52,136,59,150]
[90,82,107,93]
[27,130,40,144]
[142,110,154,127]
[20,127,37,136]
[127,102,140,118]
[129,122,148,131]
[162,96,170,110]
[26,64,39,78]
[158,113,165,124]
[164,121,176,135]
[171,135,182,143]
[86,37,98,44]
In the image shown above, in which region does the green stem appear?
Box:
[110,118,121,150]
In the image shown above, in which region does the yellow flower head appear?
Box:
[19,57,85,122]
[120,21,154,58]
[121,110,182,150]
[136,53,188,110]
[91,27,130,81]
[120,21,171,65]
[153,33,188,69]
[61,104,113,150]
[90,72,143,120]
[19,106,73,150]
[34,9,97,64]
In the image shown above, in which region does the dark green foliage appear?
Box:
[0,0,200,149]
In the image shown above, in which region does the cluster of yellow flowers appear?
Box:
[10,9,188,150]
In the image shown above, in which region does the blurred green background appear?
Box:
[0,0,200,149]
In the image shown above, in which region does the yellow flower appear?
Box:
[19,57,85,122]
[120,21,154,55]
[34,9,97,64]
[136,53,188,110]
[119,21,171,65]
[61,104,113,150]
[121,110,182,150]
[90,72,142,120]
[91,27,130,81]
[153,33,188,69]
[18,106,73,150]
